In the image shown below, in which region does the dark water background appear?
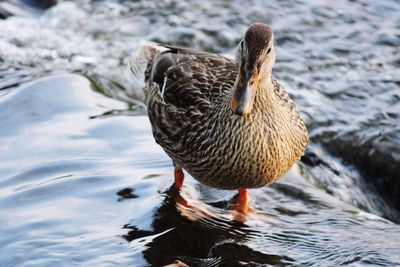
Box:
[1,0,400,266]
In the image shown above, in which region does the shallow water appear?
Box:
[1,0,400,266]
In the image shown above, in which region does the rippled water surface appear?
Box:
[1,0,400,266]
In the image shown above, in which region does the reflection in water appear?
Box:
[123,186,289,266]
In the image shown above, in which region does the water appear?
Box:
[1,0,400,266]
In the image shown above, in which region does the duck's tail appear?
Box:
[128,42,169,101]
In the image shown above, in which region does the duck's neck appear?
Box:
[259,75,273,89]
[255,76,275,104]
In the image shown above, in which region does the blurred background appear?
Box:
[0,0,399,266]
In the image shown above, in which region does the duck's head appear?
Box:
[231,23,275,116]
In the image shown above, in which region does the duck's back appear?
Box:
[139,45,237,111]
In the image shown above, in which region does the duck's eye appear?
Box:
[266,48,271,54]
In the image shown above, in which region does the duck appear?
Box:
[129,23,308,214]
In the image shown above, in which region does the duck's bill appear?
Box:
[230,71,259,116]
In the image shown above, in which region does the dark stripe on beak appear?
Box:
[230,65,259,116]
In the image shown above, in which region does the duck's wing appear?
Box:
[134,44,236,152]
[129,43,218,94]
[149,45,237,111]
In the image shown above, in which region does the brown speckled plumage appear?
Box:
[129,23,308,190]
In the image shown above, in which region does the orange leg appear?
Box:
[231,188,250,214]
[174,167,185,191]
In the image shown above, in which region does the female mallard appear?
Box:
[130,23,308,214]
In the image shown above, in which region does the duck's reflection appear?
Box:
[122,186,288,266]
